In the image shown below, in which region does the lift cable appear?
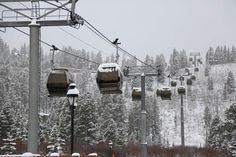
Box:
[12,27,100,65]
[41,0,160,71]
[83,19,159,71]
[16,2,104,54]
[58,27,104,53]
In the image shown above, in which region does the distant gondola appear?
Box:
[185,68,190,73]
[47,69,73,97]
[178,86,186,95]
[96,63,123,94]
[186,79,192,85]
[179,76,184,81]
[191,75,196,80]
[171,81,177,87]
[157,87,171,100]
[132,87,141,101]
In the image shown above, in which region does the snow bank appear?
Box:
[87,153,97,157]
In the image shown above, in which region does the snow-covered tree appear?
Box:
[203,106,212,146]
[47,124,65,155]
[226,71,235,94]
[228,130,236,157]
[75,93,98,145]
[0,133,16,155]
[0,106,15,145]
[207,77,214,90]
[208,115,223,150]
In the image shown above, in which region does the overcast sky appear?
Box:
[1,0,236,62]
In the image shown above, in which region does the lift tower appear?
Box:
[0,0,83,153]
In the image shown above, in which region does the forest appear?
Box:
[1,37,236,157]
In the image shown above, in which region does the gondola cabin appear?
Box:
[186,79,192,85]
[185,68,189,73]
[47,69,73,97]
[96,63,123,94]
[179,76,184,81]
[178,86,186,95]
[194,67,199,72]
[159,87,171,100]
[191,75,196,80]
[156,88,161,96]
[197,59,202,64]
[132,87,141,101]
[171,81,177,87]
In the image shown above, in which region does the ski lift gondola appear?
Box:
[171,81,177,87]
[178,86,186,95]
[157,87,172,100]
[179,76,184,81]
[47,69,73,97]
[132,87,141,101]
[191,75,196,80]
[96,63,123,94]
[185,68,190,73]
[186,78,192,85]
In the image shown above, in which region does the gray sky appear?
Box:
[1,0,236,61]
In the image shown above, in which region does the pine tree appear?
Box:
[231,46,236,63]
[179,49,188,69]
[0,106,15,145]
[204,66,210,77]
[128,101,140,143]
[155,54,166,84]
[47,124,65,155]
[223,83,228,100]
[227,71,235,94]
[206,47,214,65]
[169,49,180,75]
[228,130,236,157]
[0,132,16,155]
[207,77,214,90]
[75,93,98,145]
[203,106,212,146]
[208,115,223,149]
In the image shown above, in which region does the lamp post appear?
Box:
[67,83,79,155]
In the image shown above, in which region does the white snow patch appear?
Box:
[97,63,121,72]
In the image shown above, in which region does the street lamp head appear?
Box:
[67,83,79,97]
[67,83,79,106]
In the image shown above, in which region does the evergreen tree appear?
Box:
[228,130,236,157]
[128,101,140,143]
[221,103,236,151]
[0,132,16,155]
[75,93,98,145]
[47,124,65,154]
[231,46,236,63]
[204,66,210,77]
[227,71,235,94]
[155,54,166,84]
[207,77,214,90]
[208,115,223,149]
[203,106,212,146]
[206,47,214,65]
[223,83,228,100]
[169,49,180,75]
[0,106,15,145]
[179,49,188,69]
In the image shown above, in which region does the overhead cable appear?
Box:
[12,27,99,65]
[41,0,160,71]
